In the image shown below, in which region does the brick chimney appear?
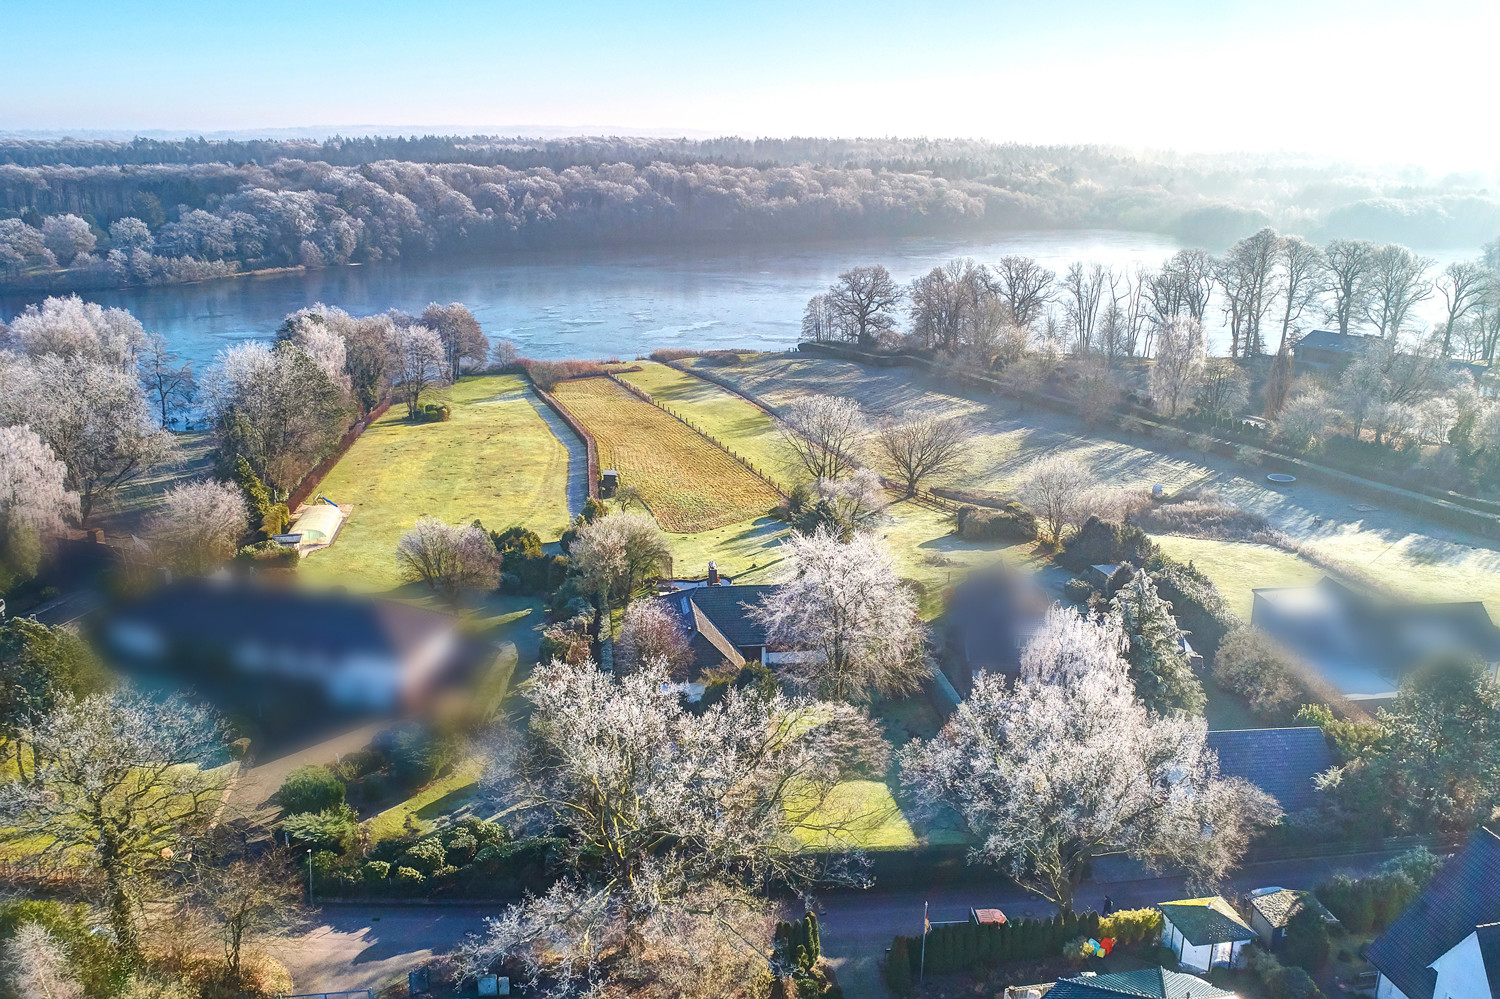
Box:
[707,561,719,586]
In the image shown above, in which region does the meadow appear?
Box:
[551,375,783,533]
[299,374,576,591]
[693,353,1500,618]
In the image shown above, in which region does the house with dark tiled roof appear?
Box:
[1158,896,1255,973]
[1246,887,1337,948]
[1368,826,1500,999]
[1206,727,1333,815]
[1292,328,1379,372]
[1014,966,1235,998]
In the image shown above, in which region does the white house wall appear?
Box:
[1428,931,1495,999]
[1375,974,1412,999]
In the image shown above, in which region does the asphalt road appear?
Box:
[280,849,1407,998]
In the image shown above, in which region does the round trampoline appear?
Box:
[1266,473,1297,484]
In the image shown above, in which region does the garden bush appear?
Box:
[1316,868,1420,934]
[281,804,360,854]
[649,348,699,362]
[1145,552,1240,653]
[363,861,391,882]
[1061,516,1159,570]
[1063,578,1095,605]
[234,539,299,567]
[1213,626,1314,721]
[278,765,346,815]
[1282,907,1331,971]
[886,937,912,995]
[953,502,1038,542]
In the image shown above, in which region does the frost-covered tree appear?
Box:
[750,526,928,702]
[0,688,225,961]
[40,215,95,265]
[1,354,171,524]
[1364,244,1433,339]
[1195,358,1250,416]
[489,336,519,369]
[202,339,350,489]
[901,607,1280,912]
[800,292,848,342]
[1018,453,1096,545]
[0,425,78,587]
[616,599,692,677]
[387,323,446,418]
[1323,238,1376,336]
[567,511,670,612]
[876,410,970,494]
[779,394,866,481]
[5,295,145,369]
[1108,570,1205,717]
[0,923,81,999]
[145,481,249,575]
[107,217,153,253]
[1151,317,1206,417]
[1274,390,1334,451]
[461,658,887,994]
[395,516,500,604]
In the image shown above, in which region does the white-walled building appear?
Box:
[1158,896,1255,974]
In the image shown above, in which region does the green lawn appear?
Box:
[1150,535,1324,620]
[300,375,574,591]
[363,757,486,842]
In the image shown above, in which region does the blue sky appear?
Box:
[6,0,1498,168]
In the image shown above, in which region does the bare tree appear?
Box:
[1216,228,1281,357]
[395,516,501,603]
[1323,238,1377,335]
[421,302,489,377]
[616,600,693,677]
[145,480,249,575]
[1068,359,1124,427]
[799,292,847,342]
[1059,262,1108,355]
[1364,244,1433,339]
[388,323,447,418]
[489,336,519,369]
[1274,235,1326,352]
[0,688,226,961]
[876,410,970,494]
[901,607,1279,912]
[750,527,929,702]
[826,266,903,347]
[1018,454,1096,545]
[1151,317,1207,417]
[1436,260,1488,356]
[990,255,1055,328]
[567,511,671,612]
[138,334,195,427]
[188,849,302,989]
[1196,358,1250,416]
[779,394,866,480]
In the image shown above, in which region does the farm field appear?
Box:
[300,375,576,592]
[617,362,796,487]
[697,353,1500,616]
[551,376,782,533]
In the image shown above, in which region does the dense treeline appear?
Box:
[4,136,1500,293]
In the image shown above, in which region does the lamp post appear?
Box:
[307,848,314,905]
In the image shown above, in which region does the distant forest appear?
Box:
[2,135,1499,293]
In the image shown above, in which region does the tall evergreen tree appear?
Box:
[1109,570,1206,716]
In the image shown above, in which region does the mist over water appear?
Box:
[0,229,1470,370]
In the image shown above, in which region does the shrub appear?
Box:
[228,737,252,759]
[699,349,746,366]
[1265,964,1324,999]
[1061,516,1158,570]
[1213,626,1313,721]
[649,348,699,362]
[420,402,452,423]
[363,861,391,882]
[1098,908,1164,947]
[400,837,448,876]
[281,804,360,854]
[395,866,425,884]
[1063,578,1095,605]
[1146,553,1239,653]
[278,765,346,815]
[234,539,299,566]
[1282,907,1331,971]
[525,358,605,391]
[360,773,389,802]
[953,502,1038,542]
[886,937,912,995]
[333,748,384,782]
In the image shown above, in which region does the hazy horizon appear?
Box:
[9,0,1500,173]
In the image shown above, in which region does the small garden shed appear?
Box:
[1158,896,1255,973]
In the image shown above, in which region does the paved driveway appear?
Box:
[280,904,497,994]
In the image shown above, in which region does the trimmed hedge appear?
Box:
[953,502,1038,542]
[889,909,1107,977]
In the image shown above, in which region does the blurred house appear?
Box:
[1368,826,1500,999]
[947,565,1052,694]
[1206,727,1333,815]
[1251,577,1500,705]
[106,580,458,712]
